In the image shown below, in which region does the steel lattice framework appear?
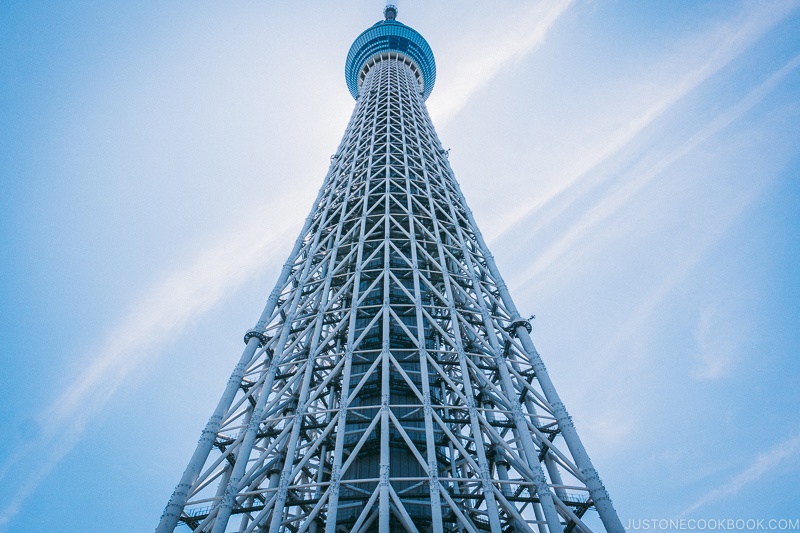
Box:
[157,7,624,533]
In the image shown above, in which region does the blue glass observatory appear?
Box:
[345,5,436,100]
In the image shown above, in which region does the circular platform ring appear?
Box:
[345,18,436,100]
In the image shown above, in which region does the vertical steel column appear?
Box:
[324,64,383,533]
[427,148,565,532]
[418,143,503,533]
[378,79,393,530]
[446,172,625,533]
[209,157,346,532]
[156,171,335,533]
[399,74,445,532]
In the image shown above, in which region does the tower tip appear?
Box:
[384,4,398,20]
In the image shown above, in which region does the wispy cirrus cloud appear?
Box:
[691,305,740,380]
[510,48,800,459]
[485,0,800,243]
[0,206,299,527]
[591,179,769,369]
[427,0,574,127]
[683,433,800,515]
[511,50,800,293]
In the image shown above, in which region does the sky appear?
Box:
[1,1,799,531]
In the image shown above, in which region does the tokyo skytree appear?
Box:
[157,6,624,533]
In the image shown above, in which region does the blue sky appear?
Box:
[1,1,799,531]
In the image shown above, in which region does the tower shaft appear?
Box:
[158,9,623,533]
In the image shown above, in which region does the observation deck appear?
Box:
[344,4,436,100]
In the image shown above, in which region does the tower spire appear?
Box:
[157,9,623,533]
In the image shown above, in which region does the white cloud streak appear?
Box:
[683,433,800,515]
[593,180,768,367]
[427,0,574,127]
[548,179,769,455]
[691,306,738,380]
[512,50,800,293]
[486,0,800,243]
[530,52,800,453]
[0,206,300,527]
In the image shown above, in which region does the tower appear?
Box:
[157,6,624,533]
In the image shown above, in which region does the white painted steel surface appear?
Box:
[157,40,623,533]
